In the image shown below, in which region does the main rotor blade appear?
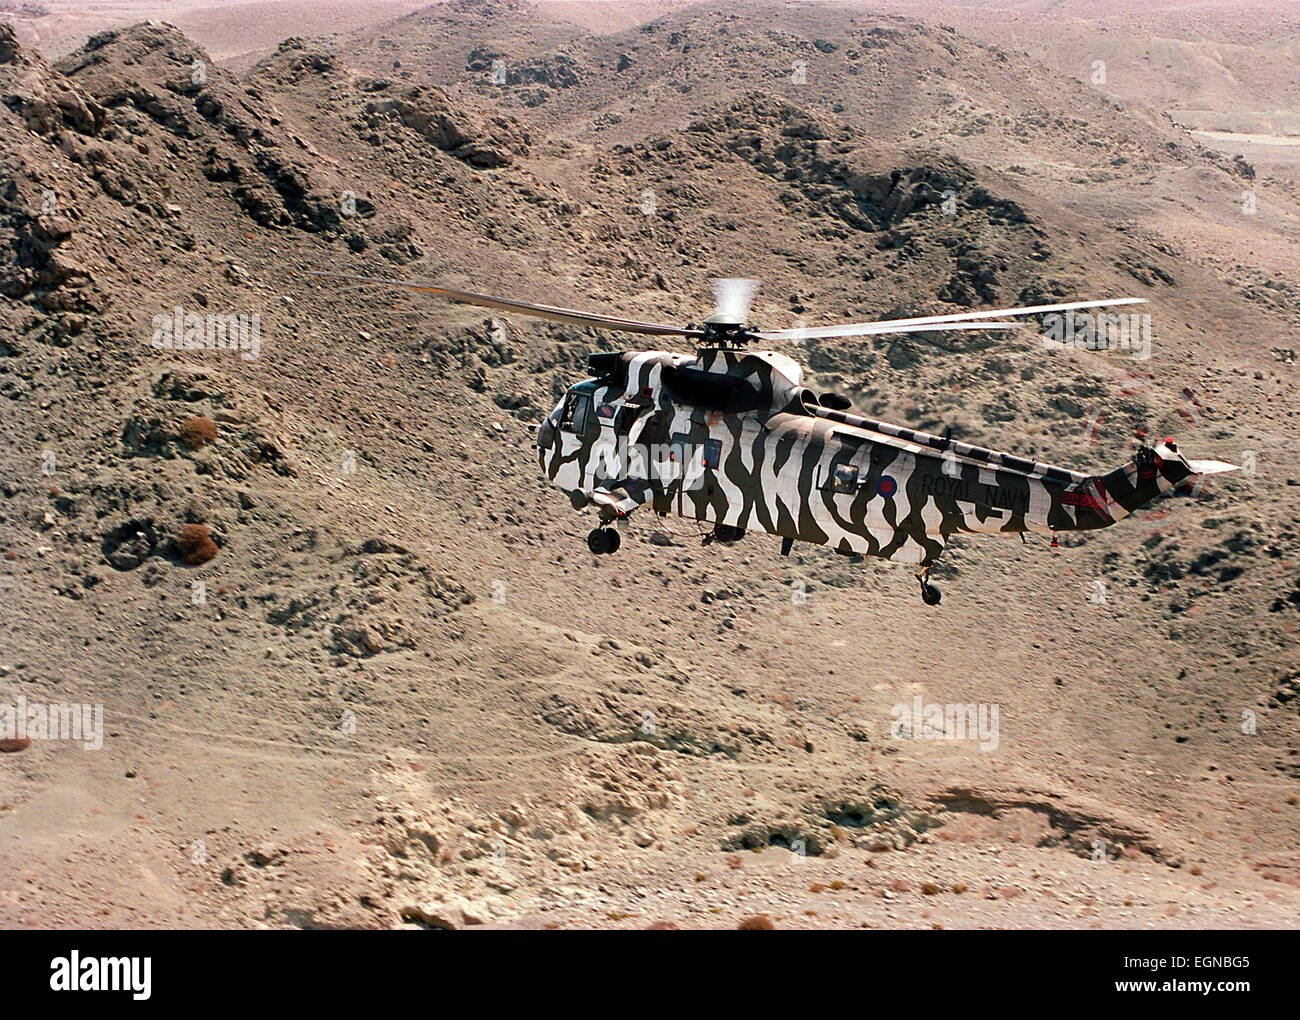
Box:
[299,270,705,337]
[757,297,1146,341]
[754,321,1024,341]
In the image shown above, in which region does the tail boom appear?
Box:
[1064,441,1237,529]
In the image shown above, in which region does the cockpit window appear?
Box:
[573,394,591,433]
[561,392,592,434]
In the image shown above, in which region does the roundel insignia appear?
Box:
[877,475,898,497]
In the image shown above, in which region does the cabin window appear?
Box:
[828,463,859,493]
[702,438,723,469]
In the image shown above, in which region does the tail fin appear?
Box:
[1082,440,1238,525]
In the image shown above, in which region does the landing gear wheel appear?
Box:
[587,527,620,555]
[916,564,942,606]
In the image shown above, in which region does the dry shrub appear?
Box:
[177,523,219,565]
[737,915,775,930]
[178,416,218,449]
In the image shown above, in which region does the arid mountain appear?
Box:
[873,0,1300,182]
[880,0,1300,116]
[344,1,1300,319]
[4,0,432,63]
[1,2,1297,929]
[350,0,1191,158]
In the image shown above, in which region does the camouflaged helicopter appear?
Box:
[306,272,1237,606]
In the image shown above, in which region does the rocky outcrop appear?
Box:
[362,81,531,167]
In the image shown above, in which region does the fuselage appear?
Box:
[534,346,1140,567]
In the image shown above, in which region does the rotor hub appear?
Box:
[699,320,755,347]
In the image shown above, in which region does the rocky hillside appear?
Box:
[1,5,1297,929]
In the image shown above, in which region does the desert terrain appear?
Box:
[0,0,1297,929]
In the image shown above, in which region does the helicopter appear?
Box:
[305,271,1238,606]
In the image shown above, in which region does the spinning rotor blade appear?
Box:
[710,278,760,325]
[754,320,1024,341]
[300,270,705,337]
[757,297,1147,341]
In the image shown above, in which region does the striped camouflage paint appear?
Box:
[537,347,1218,569]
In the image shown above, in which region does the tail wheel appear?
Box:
[921,583,942,606]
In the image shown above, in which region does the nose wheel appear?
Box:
[916,565,942,606]
[587,527,621,555]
